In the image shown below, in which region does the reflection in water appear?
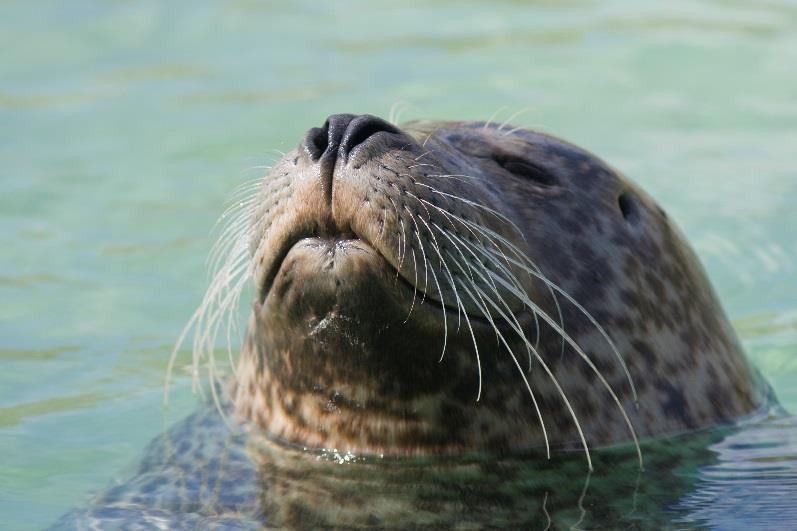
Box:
[53,404,797,528]
[675,412,797,528]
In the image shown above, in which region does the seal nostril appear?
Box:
[339,115,401,158]
[300,114,356,164]
[313,127,329,157]
[345,122,387,153]
[307,126,329,162]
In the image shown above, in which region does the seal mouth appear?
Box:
[257,230,400,304]
[258,230,529,331]
[257,226,359,305]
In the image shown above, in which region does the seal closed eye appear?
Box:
[179,114,766,470]
[495,154,558,187]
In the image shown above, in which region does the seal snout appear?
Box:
[301,113,401,162]
[300,114,403,202]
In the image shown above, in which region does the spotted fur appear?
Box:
[233,116,765,463]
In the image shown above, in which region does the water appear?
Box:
[1,0,795,528]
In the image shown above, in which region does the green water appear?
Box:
[1,0,796,528]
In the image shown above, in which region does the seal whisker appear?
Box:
[448,226,563,395]
[466,237,551,359]
[207,194,263,267]
[433,226,616,467]
[223,265,251,374]
[398,218,408,278]
[413,150,433,162]
[404,248,419,323]
[418,214,463,331]
[403,189,541,360]
[572,470,592,529]
[403,202,449,359]
[208,210,255,276]
[425,240,450,361]
[438,232,538,411]
[167,251,251,404]
[442,229,534,366]
[444,212,546,356]
[417,215,477,393]
[409,197,551,352]
[212,195,256,235]
[387,197,408,279]
[220,186,261,214]
[193,260,251,376]
[502,125,529,137]
[443,247,508,354]
[432,220,507,322]
[435,222,502,297]
[496,106,535,132]
[462,280,552,459]
[403,193,544,348]
[427,173,481,183]
[378,205,389,243]
[486,270,643,469]
[404,206,430,301]
[421,126,444,149]
[483,106,508,130]
[542,492,551,531]
[425,173,474,185]
[468,280,594,470]
[406,193,516,270]
[455,284,483,402]
[482,246,639,406]
[445,215,569,363]
[207,343,234,430]
[387,101,403,125]
[228,173,268,198]
[242,164,273,172]
[453,233,540,358]
[170,174,259,400]
[412,182,525,239]
[409,196,463,330]
[448,240,591,469]
[388,100,417,125]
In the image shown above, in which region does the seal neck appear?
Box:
[232,336,473,457]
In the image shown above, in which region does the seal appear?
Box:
[209,114,763,466]
[56,114,772,529]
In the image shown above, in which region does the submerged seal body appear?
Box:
[56,115,770,528]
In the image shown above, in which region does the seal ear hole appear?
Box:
[618,191,639,223]
[496,156,557,187]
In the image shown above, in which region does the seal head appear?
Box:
[229,114,762,461]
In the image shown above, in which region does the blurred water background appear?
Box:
[1,0,796,528]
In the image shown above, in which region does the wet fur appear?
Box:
[178,117,763,467]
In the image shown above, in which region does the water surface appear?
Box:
[1,0,796,528]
